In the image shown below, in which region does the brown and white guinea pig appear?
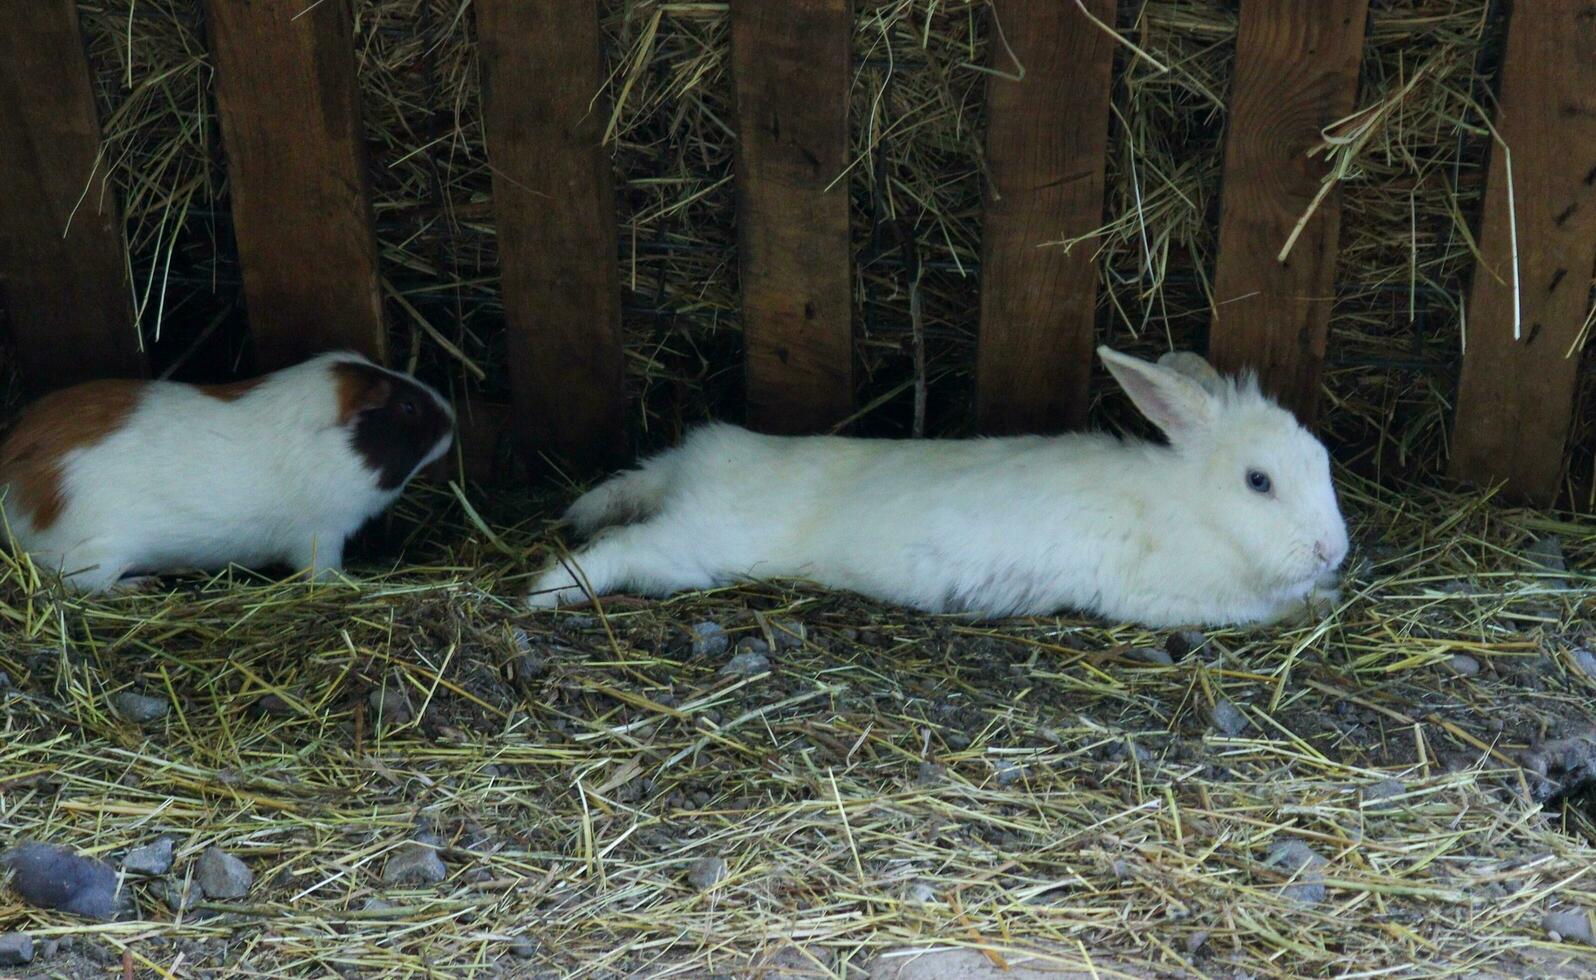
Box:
[0,351,454,592]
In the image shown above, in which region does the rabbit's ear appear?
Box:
[1156,351,1224,396]
[1099,347,1215,441]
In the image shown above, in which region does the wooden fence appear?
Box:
[0,1,1591,504]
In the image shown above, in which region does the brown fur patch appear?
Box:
[197,377,266,402]
[332,362,394,425]
[0,380,143,530]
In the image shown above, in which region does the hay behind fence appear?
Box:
[71,0,1594,496]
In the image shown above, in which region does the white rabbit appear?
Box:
[0,352,454,592]
[527,347,1349,627]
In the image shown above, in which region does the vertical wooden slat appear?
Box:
[477,0,626,472]
[203,0,385,370]
[1449,3,1596,505]
[1208,0,1369,423]
[0,0,143,390]
[730,0,854,434]
[975,0,1117,435]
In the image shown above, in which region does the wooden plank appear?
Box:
[1449,3,1596,505]
[975,0,1117,435]
[202,0,384,370]
[477,0,626,472]
[730,0,854,433]
[1208,0,1369,424]
[0,0,143,391]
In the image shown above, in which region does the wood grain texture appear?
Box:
[975,0,1117,435]
[731,0,854,433]
[203,0,385,370]
[477,0,626,472]
[1450,1,1596,504]
[1208,0,1369,424]
[0,0,144,391]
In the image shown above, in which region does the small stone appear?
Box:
[39,939,58,959]
[1185,931,1209,955]
[196,847,253,899]
[160,879,203,913]
[1525,536,1564,590]
[510,939,538,959]
[905,881,938,903]
[719,650,770,678]
[769,620,806,649]
[915,761,946,785]
[1208,699,1248,736]
[0,934,33,967]
[255,694,294,717]
[1361,778,1406,809]
[1570,648,1596,681]
[735,636,770,656]
[368,683,413,726]
[1166,631,1208,658]
[1,841,124,920]
[688,621,729,658]
[121,838,174,876]
[994,760,1025,786]
[1544,909,1596,945]
[687,856,727,890]
[1265,838,1327,904]
[1445,654,1481,677]
[382,841,447,886]
[361,898,394,913]
[111,690,168,724]
[1126,646,1174,667]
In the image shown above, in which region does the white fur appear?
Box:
[528,348,1350,628]
[0,352,454,592]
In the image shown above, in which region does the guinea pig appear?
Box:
[0,351,454,592]
[527,347,1350,628]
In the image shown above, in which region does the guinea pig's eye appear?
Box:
[397,399,418,417]
[1246,469,1272,495]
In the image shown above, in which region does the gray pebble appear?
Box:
[688,621,729,658]
[687,856,728,890]
[196,847,253,899]
[121,838,174,876]
[39,938,58,959]
[111,690,169,724]
[994,760,1026,786]
[1527,535,1568,573]
[510,938,538,959]
[1362,778,1407,808]
[769,620,806,649]
[1265,838,1328,904]
[1544,909,1596,945]
[361,897,394,913]
[160,879,203,913]
[0,934,33,967]
[735,636,770,656]
[719,650,770,678]
[1167,631,1208,658]
[1208,699,1249,736]
[382,841,447,886]
[1185,931,1208,955]
[368,683,413,726]
[1126,647,1174,666]
[904,881,938,903]
[915,761,946,785]
[1570,648,1596,681]
[1,841,124,920]
[1445,654,1481,677]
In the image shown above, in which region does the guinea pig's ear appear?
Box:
[1156,350,1224,396]
[1099,346,1215,442]
[333,363,395,424]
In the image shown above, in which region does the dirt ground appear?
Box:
[0,481,1594,977]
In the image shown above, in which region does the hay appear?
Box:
[0,479,1593,974]
[72,0,1593,487]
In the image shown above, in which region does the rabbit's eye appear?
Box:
[1246,469,1272,495]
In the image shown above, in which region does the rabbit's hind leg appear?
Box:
[526,521,711,610]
